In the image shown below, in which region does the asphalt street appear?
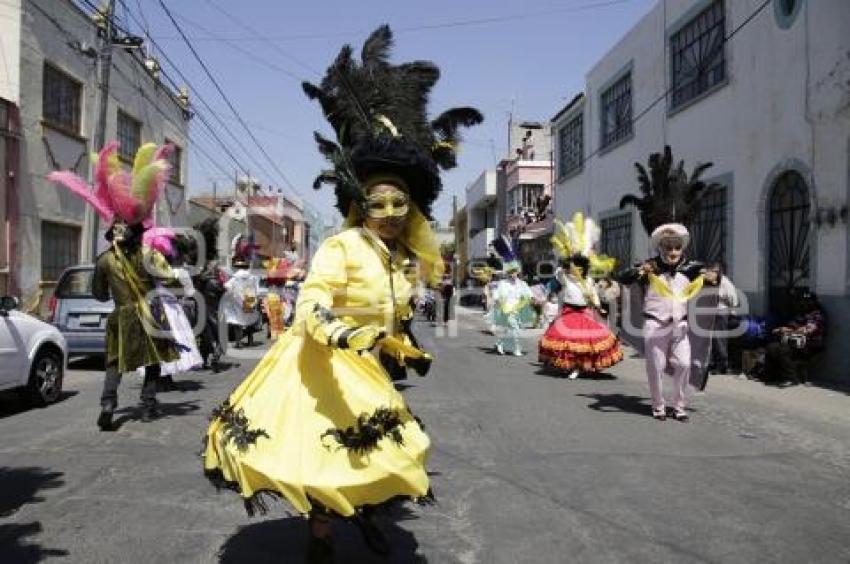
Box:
[2,308,849,563]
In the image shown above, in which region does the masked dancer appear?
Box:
[616,146,715,421]
[202,25,482,562]
[48,142,179,430]
[539,213,623,379]
[490,236,535,356]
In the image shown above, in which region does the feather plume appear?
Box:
[142,227,176,257]
[303,25,481,219]
[46,171,114,222]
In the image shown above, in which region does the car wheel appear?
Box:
[27,348,64,405]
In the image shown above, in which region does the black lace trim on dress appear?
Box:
[321,407,405,454]
[204,465,436,517]
[210,400,270,452]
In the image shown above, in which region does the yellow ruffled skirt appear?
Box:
[203,330,431,517]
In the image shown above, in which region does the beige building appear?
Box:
[0,0,190,304]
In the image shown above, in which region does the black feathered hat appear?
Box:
[303,25,483,219]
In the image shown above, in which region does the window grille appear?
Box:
[42,64,81,133]
[600,213,632,270]
[117,110,141,160]
[688,185,728,268]
[768,171,810,317]
[41,222,80,282]
[166,140,182,184]
[558,114,583,177]
[670,0,726,110]
[600,73,632,149]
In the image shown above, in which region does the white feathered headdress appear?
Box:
[551,211,617,276]
[551,212,599,258]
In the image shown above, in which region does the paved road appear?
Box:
[1,310,849,563]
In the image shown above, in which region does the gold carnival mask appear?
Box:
[365,191,410,219]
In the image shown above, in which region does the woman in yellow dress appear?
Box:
[203,25,481,561]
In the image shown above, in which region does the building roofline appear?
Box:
[550,93,585,124]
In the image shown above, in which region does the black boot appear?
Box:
[353,510,390,556]
[141,401,161,422]
[97,410,114,432]
[306,535,334,564]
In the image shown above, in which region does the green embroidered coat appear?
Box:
[92,245,179,373]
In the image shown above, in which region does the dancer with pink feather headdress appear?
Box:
[48,141,181,430]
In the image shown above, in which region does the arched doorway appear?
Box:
[768,171,811,319]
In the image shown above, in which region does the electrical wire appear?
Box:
[157,0,298,194]
[149,0,637,43]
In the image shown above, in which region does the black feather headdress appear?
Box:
[303,25,483,219]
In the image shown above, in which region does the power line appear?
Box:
[109,0,325,217]
[78,0,263,182]
[157,0,298,194]
[203,0,320,79]
[148,0,637,43]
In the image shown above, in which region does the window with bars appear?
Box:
[117,110,141,160]
[687,185,728,268]
[600,73,632,149]
[669,0,726,110]
[41,222,80,282]
[558,114,583,178]
[600,213,632,270]
[509,184,544,216]
[42,63,81,134]
[166,139,183,184]
[0,99,8,132]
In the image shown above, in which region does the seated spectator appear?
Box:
[764,290,825,385]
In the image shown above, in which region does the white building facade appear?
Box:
[0,0,190,303]
[465,170,498,262]
[551,0,850,381]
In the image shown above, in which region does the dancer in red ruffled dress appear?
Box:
[538,213,623,379]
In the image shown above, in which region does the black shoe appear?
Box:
[141,403,161,422]
[353,511,390,556]
[306,535,334,564]
[652,409,666,421]
[673,409,690,422]
[157,376,176,392]
[97,410,114,432]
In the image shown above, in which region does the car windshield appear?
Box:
[56,269,94,298]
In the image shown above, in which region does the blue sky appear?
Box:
[125,0,656,225]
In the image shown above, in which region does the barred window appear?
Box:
[42,63,81,134]
[509,184,544,216]
[670,0,726,110]
[166,139,182,184]
[117,110,141,160]
[600,73,632,149]
[558,114,583,178]
[41,222,80,282]
[600,213,632,270]
[688,185,728,268]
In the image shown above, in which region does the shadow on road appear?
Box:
[217,506,425,563]
[576,392,653,417]
[161,379,205,393]
[110,399,202,430]
[0,466,69,562]
[532,364,618,380]
[0,391,79,420]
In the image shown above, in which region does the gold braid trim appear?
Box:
[539,347,624,371]
[539,333,618,354]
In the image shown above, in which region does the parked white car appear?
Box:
[0,296,66,405]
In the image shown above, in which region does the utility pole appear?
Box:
[89,0,116,260]
[452,193,458,288]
